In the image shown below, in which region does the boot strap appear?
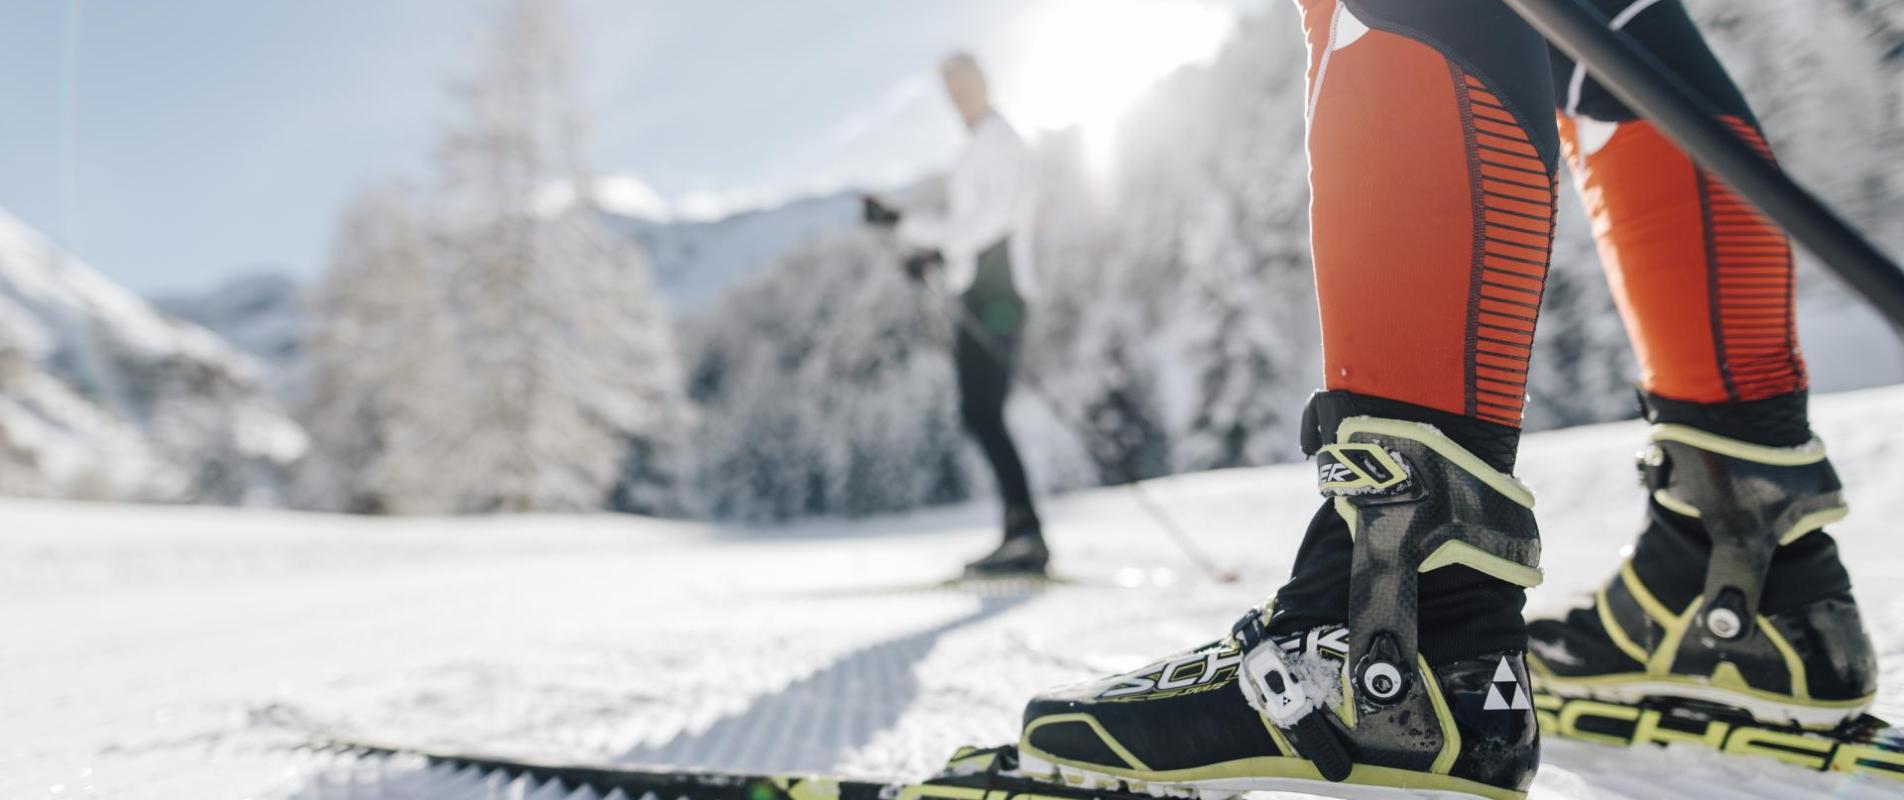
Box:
[1231,609,1355,782]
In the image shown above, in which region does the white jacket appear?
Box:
[898,113,1039,298]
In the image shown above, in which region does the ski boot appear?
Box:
[965,507,1049,577]
[1017,407,1543,800]
[1527,400,1879,735]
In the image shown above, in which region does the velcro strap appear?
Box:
[1316,443,1411,497]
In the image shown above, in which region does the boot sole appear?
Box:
[1528,657,1872,730]
[1016,747,1525,800]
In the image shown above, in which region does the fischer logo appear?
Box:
[1100,647,1245,699]
[1483,657,1531,711]
[1540,695,1904,774]
[1319,462,1358,483]
[1279,626,1349,657]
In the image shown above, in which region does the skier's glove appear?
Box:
[903,249,942,283]
[862,195,902,228]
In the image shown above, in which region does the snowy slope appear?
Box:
[3,384,1902,800]
[0,210,306,502]
[153,271,306,379]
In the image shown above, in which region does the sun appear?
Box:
[999,0,1237,173]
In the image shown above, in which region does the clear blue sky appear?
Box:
[0,1,1240,296]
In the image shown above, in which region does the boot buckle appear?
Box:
[1240,640,1312,726]
[1236,632,1355,782]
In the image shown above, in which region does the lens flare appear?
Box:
[1002,0,1235,175]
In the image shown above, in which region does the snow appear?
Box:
[4,384,1902,799]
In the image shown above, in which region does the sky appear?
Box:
[0,0,1241,298]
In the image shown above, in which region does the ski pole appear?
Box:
[1503,0,1904,332]
[919,272,1241,585]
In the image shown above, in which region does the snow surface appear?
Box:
[5,385,1904,800]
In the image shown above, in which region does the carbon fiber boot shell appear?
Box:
[1016,416,1542,799]
[1528,424,1877,728]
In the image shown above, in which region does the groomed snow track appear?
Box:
[6,386,1904,799]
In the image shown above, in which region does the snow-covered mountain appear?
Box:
[148,192,855,352]
[600,191,859,313]
[0,210,306,503]
[154,271,305,378]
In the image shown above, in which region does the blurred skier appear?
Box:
[1009,1,1878,798]
[864,52,1048,577]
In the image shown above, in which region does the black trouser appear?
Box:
[955,239,1038,533]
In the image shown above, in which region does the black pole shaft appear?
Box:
[1503,0,1904,331]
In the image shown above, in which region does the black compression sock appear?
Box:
[1301,390,1522,473]
[1640,389,1811,448]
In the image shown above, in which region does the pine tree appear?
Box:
[298,0,691,515]
[686,230,968,520]
[297,184,456,512]
[431,0,690,513]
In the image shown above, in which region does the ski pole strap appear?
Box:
[1231,610,1356,782]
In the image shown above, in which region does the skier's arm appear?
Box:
[895,209,951,251]
[899,120,1032,281]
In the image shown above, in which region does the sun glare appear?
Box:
[1002,0,1236,175]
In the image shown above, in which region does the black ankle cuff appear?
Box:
[1269,504,1527,665]
[1301,391,1522,474]
[1640,389,1811,448]
[1267,505,1356,636]
[1635,499,1853,614]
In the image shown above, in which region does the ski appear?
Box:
[301,739,1155,800]
[268,702,1153,800]
[1533,691,1904,780]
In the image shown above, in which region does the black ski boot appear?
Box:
[1528,394,1878,730]
[1017,397,1543,800]
[965,506,1049,577]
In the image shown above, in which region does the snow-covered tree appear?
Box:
[296,0,692,515]
[297,184,457,513]
[687,230,969,520]
[429,0,692,513]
